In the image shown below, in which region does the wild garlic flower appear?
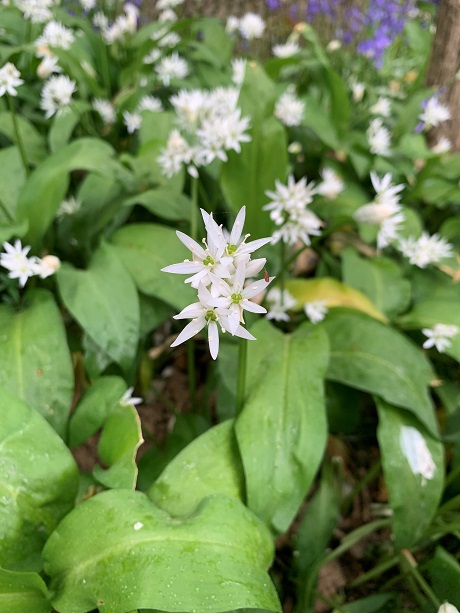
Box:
[264,175,323,246]
[238,12,265,40]
[316,168,345,200]
[0,62,23,97]
[304,300,328,324]
[40,75,76,118]
[92,98,116,124]
[102,3,139,44]
[422,324,459,353]
[431,136,452,154]
[370,96,391,117]
[157,129,194,177]
[37,55,61,79]
[231,58,247,86]
[0,240,60,287]
[265,287,297,322]
[57,196,81,217]
[438,603,460,613]
[138,95,163,113]
[163,207,272,359]
[157,0,183,9]
[35,21,75,52]
[274,87,305,127]
[367,118,391,156]
[351,81,365,102]
[80,0,96,10]
[419,95,451,131]
[123,110,142,134]
[158,32,181,48]
[226,16,240,35]
[272,41,300,58]
[119,387,143,407]
[143,49,162,65]
[158,9,178,23]
[16,0,55,23]
[155,52,189,86]
[400,425,436,485]
[398,232,453,268]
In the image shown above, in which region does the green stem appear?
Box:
[279,239,286,305]
[236,337,247,416]
[399,551,441,610]
[187,340,197,412]
[7,95,29,175]
[191,175,199,241]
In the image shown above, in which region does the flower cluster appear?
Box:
[162,207,273,359]
[398,232,453,268]
[158,87,251,178]
[422,324,459,353]
[274,86,305,127]
[40,74,76,118]
[418,95,451,131]
[264,174,324,246]
[226,12,266,40]
[354,172,405,249]
[367,118,391,156]
[0,240,60,287]
[0,62,23,97]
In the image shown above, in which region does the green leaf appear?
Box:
[110,223,196,311]
[0,112,46,165]
[0,289,73,437]
[325,68,351,139]
[427,546,460,607]
[0,567,51,613]
[48,106,81,153]
[0,147,26,224]
[93,404,143,490]
[342,249,411,318]
[303,94,340,149]
[148,420,244,516]
[43,490,281,613]
[17,138,117,245]
[285,277,387,322]
[322,310,438,436]
[57,242,140,372]
[68,376,128,448]
[123,188,192,222]
[0,386,78,571]
[236,320,329,533]
[376,399,443,549]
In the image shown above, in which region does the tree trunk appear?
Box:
[425,0,460,151]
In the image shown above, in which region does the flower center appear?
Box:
[205,309,217,323]
[231,293,242,304]
[227,244,237,255]
[203,255,214,267]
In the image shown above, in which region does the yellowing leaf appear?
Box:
[286,277,387,322]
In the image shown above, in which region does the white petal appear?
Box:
[170,317,206,347]
[242,277,271,299]
[162,261,200,274]
[229,206,246,245]
[237,237,272,255]
[242,300,267,314]
[233,325,256,341]
[244,257,266,277]
[208,321,219,359]
[176,231,207,259]
[173,302,205,319]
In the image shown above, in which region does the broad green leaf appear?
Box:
[303,94,340,149]
[148,420,244,516]
[17,138,117,245]
[286,277,387,322]
[236,320,329,533]
[48,106,81,153]
[325,68,351,139]
[93,404,143,490]
[0,568,51,613]
[376,399,443,549]
[0,147,26,223]
[68,376,128,448]
[427,547,460,607]
[123,188,192,222]
[0,289,73,437]
[110,223,196,311]
[0,112,46,165]
[322,310,438,435]
[57,242,140,372]
[0,387,78,571]
[43,490,281,613]
[342,250,411,318]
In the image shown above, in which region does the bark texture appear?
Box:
[425,0,460,151]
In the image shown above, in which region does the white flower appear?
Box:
[80,0,96,10]
[0,240,36,287]
[377,212,405,249]
[120,387,143,407]
[370,171,405,207]
[326,39,342,52]
[238,12,265,40]
[57,196,81,217]
[231,58,246,86]
[351,81,365,102]
[143,48,162,65]
[158,8,177,22]
[419,96,451,130]
[17,0,55,23]
[170,89,207,132]
[35,21,75,51]
[370,96,391,117]
[37,55,61,79]
[195,108,251,165]
[123,111,142,134]
[93,11,109,30]
[41,75,76,118]
[0,62,23,97]
[265,287,297,322]
[304,300,328,324]
[367,118,391,155]
[399,232,454,268]
[137,95,163,113]
[92,98,116,124]
[274,88,305,127]
[226,16,240,35]
[171,283,255,360]
[155,52,189,86]
[431,136,451,154]
[399,425,436,485]
[316,168,345,200]
[422,323,459,353]
[31,254,61,278]
[438,604,460,613]
[157,0,183,9]
[271,211,324,246]
[157,128,194,177]
[272,41,300,58]
[158,32,181,48]
[264,174,316,223]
